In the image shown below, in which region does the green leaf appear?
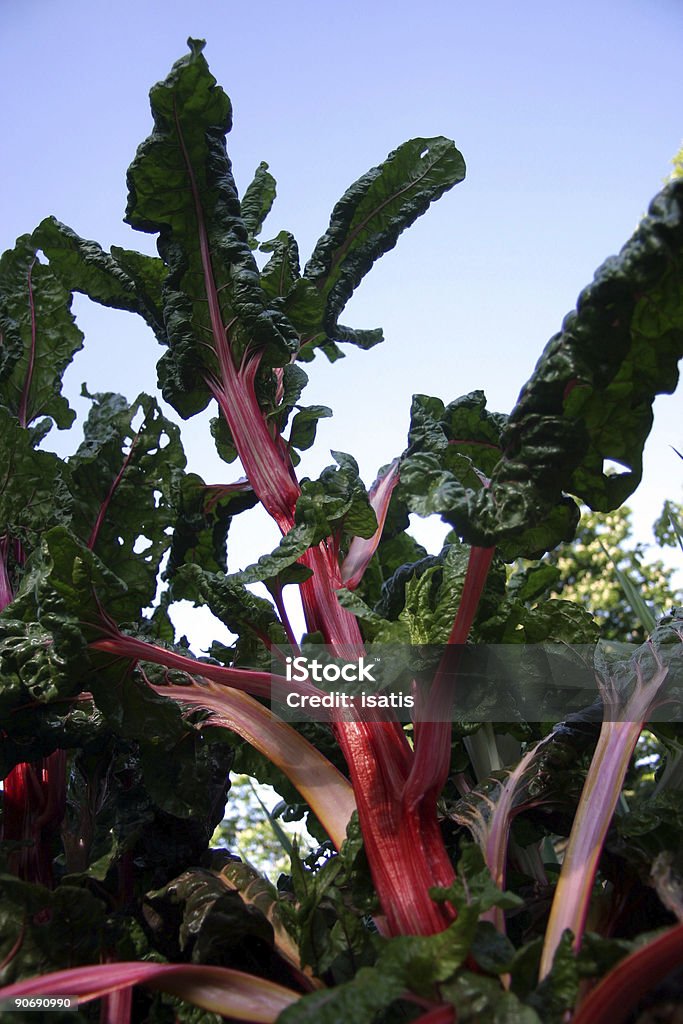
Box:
[399,391,580,559]
[240,161,277,245]
[67,389,186,618]
[228,522,316,586]
[0,406,70,554]
[125,39,297,418]
[0,876,106,986]
[399,542,472,644]
[441,972,542,1024]
[165,474,258,580]
[0,235,84,429]
[144,867,274,967]
[303,137,466,354]
[430,844,524,916]
[279,911,479,1023]
[260,231,302,299]
[495,179,683,526]
[171,562,289,666]
[296,454,377,543]
[33,216,166,338]
[288,404,333,452]
[527,932,632,1023]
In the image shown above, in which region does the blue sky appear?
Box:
[2,0,682,640]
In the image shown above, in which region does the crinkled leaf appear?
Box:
[296,453,377,543]
[399,392,579,559]
[228,522,316,586]
[0,406,71,552]
[165,474,257,579]
[241,161,277,245]
[525,932,632,1023]
[260,231,302,299]
[302,136,466,357]
[0,615,88,717]
[441,972,542,1024]
[453,182,683,551]
[125,39,297,418]
[430,844,524,916]
[33,216,166,337]
[400,542,472,644]
[67,389,185,617]
[171,563,289,666]
[144,867,274,968]
[0,235,84,429]
[278,910,478,1023]
[218,859,303,973]
[0,876,106,986]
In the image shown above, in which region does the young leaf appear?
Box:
[302,137,466,353]
[241,162,277,246]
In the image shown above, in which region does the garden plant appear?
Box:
[1,39,683,1023]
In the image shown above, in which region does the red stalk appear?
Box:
[404,546,496,811]
[89,634,319,705]
[1,751,67,887]
[0,536,14,612]
[298,536,460,936]
[341,460,400,590]
[572,923,683,1024]
[171,100,490,937]
[173,99,299,532]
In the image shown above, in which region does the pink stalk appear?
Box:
[90,634,318,705]
[298,536,459,935]
[571,922,683,1024]
[539,646,671,979]
[149,680,355,851]
[404,546,496,812]
[0,536,13,611]
[170,101,478,936]
[173,100,299,532]
[341,460,400,590]
[0,961,301,1022]
[208,365,299,532]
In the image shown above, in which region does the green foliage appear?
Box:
[542,505,681,642]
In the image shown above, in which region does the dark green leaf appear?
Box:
[34,216,166,338]
[125,39,297,418]
[241,161,277,245]
[0,235,84,429]
[303,137,466,355]
[67,389,186,617]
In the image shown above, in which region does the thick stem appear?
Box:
[0,536,14,611]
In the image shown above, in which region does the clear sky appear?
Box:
[2,0,682,641]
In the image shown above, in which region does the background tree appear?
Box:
[539,504,681,643]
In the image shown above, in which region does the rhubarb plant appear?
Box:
[1,39,683,1024]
